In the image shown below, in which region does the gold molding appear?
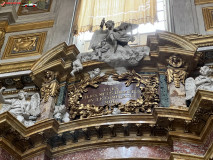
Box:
[202,7,213,31]
[2,32,46,60]
[170,152,204,160]
[156,31,197,51]
[0,59,36,74]
[31,43,79,87]
[0,21,8,28]
[184,34,213,47]
[195,0,213,5]
[0,91,213,160]
[6,20,54,33]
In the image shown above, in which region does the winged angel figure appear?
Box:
[71,18,150,76]
[0,87,41,127]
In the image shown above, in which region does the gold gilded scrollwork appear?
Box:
[166,55,187,88]
[68,70,159,120]
[166,68,187,88]
[0,28,5,52]
[167,55,184,68]
[40,70,59,103]
[68,74,109,119]
[113,70,159,113]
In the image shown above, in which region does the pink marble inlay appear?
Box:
[173,141,205,156]
[28,153,50,160]
[173,126,213,156]
[53,146,171,160]
[203,126,213,150]
[0,147,16,160]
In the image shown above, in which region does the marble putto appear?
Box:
[0,87,40,127]
[185,66,213,101]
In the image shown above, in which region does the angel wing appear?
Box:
[114,22,139,34]
[28,93,41,117]
[88,29,107,50]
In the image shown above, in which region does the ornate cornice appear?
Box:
[4,20,54,33]
[31,43,79,87]
[0,90,212,159]
[195,0,213,5]
[0,59,36,74]
[184,34,213,47]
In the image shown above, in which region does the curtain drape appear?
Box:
[74,0,157,34]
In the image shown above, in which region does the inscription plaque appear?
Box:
[80,82,141,106]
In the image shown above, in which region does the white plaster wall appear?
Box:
[169,0,199,35]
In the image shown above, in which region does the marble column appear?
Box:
[159,74,170,107]
[56,83,67,106]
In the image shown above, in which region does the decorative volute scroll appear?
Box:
[166,55,187,88]
[40,70,59,103]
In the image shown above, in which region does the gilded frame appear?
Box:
[67,70,159,120]
[195,0,213,5]
[202,7,213,31]
[2,32,46,59]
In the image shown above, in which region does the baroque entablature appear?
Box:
[0,27,213,159]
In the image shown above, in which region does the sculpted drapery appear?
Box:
[74,0,157,34]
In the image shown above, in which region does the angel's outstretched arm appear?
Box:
[100,18,105,29]
[0,87,12,104]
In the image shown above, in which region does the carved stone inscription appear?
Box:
[80,82,141,106]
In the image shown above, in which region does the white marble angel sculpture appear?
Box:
[185,66,213,101]
[70,59,83,76]
[195,66,213,91]
[70,18,150,76]
[0,87,41,127]
[89,19,137,53]
[185,77,196,101]
[54,105,70,123]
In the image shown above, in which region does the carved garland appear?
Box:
[67,70,159,120]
